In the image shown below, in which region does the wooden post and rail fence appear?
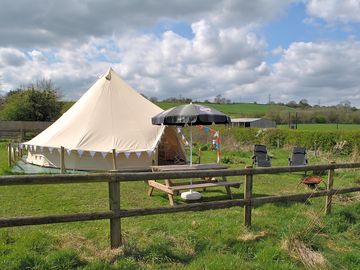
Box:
[0,163,359,249]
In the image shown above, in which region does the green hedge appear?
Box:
[219,127,360,154]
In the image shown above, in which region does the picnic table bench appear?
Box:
[148,164,241,206]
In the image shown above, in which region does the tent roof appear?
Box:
[25,68,165,152]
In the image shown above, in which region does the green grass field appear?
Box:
[156,102,293,118]
[278,123,360,131]
[0,143,360,269]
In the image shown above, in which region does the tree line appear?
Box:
[1,83,360,125]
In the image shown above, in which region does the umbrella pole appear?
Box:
[190,124,192,166]
[190,124,193,187]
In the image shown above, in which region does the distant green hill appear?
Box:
[61,100,293,118]
[156,102,293,118]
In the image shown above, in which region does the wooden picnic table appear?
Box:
[148,164,241,206]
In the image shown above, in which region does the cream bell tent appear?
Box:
[23,68,186,171]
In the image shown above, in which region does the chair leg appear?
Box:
[225,186,233,199]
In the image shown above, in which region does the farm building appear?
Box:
[231,118,276,128]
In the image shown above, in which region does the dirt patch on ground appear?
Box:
[282,237,328,269]
[238,230,268,242]
[58,233,123,263]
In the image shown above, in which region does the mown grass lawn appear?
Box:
[278,123,360,131]
[0,142,360,269]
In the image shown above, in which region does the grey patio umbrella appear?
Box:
[152,103,231,165]
[152,103,231,200]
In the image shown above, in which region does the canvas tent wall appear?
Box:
[24,68,186,171]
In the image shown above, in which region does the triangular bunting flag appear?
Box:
[29,145,33,151]
[124,152,131,159]
[101,152,108,158]
[48,147,53,154]
[33,145,37,151]
[66,149,72,156]
[77,150,84,157]
[19,144,23,150]
[40,146,44,152]
[115,151,120,157]
[135,151,141,158]
[146,150,153,157]
[25,145,28,150]
[89,151,96,158]
[177,127,181,133]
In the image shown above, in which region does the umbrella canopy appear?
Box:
[151,103,231,126]
[151,103,231,200]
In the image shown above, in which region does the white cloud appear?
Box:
[252,40,360,105]
[0,48,27,67]
[0,19,268,102]
[306,0,360,23]
[1,0,360,107]
[0,0,291,47]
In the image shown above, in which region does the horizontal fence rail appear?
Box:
[1,163,360,185]
[1,162,360,248]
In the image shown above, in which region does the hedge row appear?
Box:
[219,127,360,154]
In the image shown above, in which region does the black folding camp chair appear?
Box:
[288,147,308,166]
[252,144,272,167]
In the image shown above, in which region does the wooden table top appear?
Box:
[151,163,228,172]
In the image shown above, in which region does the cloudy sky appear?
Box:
[1,0,360,106]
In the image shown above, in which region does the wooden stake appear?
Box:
[60,146,65,174]
[325,161,335,215]
[244,165,253,228]
[7,144,12,167]
[112,149,117,170]
[108,179,121,248]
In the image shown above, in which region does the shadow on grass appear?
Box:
[147,187,329,211]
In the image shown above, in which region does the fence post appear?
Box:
[112,149,117,170]
[108,174,121,248]
[325,161,335,215]
[244,165,253,228]
[60,146,66,174]
[12,146,17,163]
[7,144,12,167]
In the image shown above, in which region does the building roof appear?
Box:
[231,118,262,123]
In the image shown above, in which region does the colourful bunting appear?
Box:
[77,150,84,157]
[124,152,131,159]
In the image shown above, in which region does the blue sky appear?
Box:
[1,0,360,106]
